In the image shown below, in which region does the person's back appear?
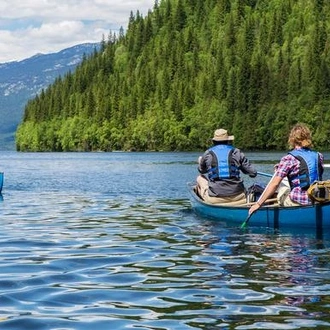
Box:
[275,124,324,206]
[196,128,257,205]
[249,123,325,217]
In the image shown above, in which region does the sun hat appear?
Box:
[212,129,234,141]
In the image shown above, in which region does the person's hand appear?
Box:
[249,202,261,215]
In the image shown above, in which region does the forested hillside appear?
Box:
[16,0,330,152]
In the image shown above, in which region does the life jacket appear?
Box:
[207,145,240,180]
[288,148,322,190]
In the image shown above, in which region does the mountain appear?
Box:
[0,43,100,150]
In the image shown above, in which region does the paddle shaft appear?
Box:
[257,171,272,178]
[258,164,330,180]
[241,213,252,229]
[241,172,277,228]
[257,171,289,187]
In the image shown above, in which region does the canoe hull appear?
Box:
[188,183,330,229]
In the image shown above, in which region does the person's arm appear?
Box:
[249,175,283,215]
[198,151,211,174]
[236,150,257,177]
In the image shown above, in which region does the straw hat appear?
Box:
[212,129,234,141]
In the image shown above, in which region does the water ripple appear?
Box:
[0,152,330,329]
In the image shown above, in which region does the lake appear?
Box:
[0,151,329,329]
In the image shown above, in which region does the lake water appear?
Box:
[0,151,330,329]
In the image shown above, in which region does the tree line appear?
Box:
[16,0,330,152]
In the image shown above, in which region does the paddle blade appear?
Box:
[241,213,252,229]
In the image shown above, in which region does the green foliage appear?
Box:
[16,0,330,152]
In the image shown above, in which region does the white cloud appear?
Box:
[0,0,155,63]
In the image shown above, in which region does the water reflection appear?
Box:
[192,221,330,328]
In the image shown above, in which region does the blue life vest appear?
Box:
[208,145,240,180]
[288,148,321,190]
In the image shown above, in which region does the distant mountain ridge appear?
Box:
[0,43,100,150]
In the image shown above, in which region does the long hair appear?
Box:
[288,123,312,149]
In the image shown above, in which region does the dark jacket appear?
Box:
[198,144,257,197]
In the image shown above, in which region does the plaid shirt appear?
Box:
[275,150,324,205]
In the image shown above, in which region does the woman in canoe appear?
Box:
[249,123,324,215]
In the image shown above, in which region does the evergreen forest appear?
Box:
[16,0,330,152]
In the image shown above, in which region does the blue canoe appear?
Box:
[188,182,330,229]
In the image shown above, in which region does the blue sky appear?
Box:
[0,0,155,63]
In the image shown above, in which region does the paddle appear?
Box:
[257,170,289,187]
[241,163,329,229]
[241,172,277,229]
[257,171,273,178]
[241,213,253,229]
[258,164,330,180]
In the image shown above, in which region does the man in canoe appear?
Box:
[196,128,257,205]
[249,123,324,215]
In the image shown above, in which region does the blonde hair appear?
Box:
[288,123,312,148]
